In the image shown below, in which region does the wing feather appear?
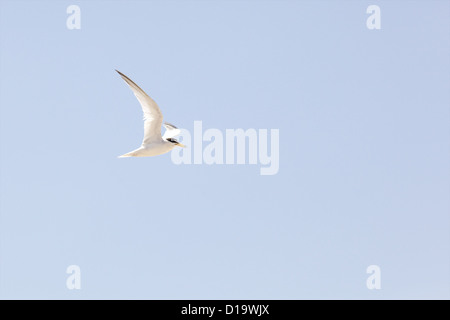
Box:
[162,122,181,140]
[116,70,163,145]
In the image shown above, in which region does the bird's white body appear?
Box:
[116,70,185,158]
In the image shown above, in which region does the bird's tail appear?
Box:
[118,152,135,158]
[118,147,144,158]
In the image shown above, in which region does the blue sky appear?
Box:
[0,0,449,299]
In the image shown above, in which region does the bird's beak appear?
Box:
[177,143,186,148]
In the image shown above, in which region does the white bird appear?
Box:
[116,70,185,158]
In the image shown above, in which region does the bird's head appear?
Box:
[166,137,186,148]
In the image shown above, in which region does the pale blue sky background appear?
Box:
[0,0,449,299]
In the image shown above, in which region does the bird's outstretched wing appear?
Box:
[162,122,181,140]
[116,70,163,145]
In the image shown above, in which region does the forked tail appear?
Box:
[118,151,136,158]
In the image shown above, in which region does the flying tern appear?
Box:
[116,70,185,158]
